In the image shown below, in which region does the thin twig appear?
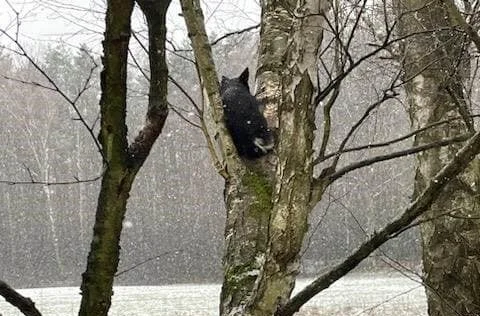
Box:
[210,24,260,46]
[316,114,480,163]
[0,174,102,186]
[328,134,471,182]
[0,29,104,160]
[168,102,201,129]
[115,250,183,277]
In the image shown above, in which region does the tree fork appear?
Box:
[79,1,171,315]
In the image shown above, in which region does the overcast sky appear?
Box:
[0,0,261,52]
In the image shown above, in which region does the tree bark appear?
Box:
[395,1,480,315]
[181,0,326,315]
[248,1,327,315]
[255,0,296,129]
[0,280,42,316]
[79,2,134,314]
[178,2,271,315]
[79,1,171,315]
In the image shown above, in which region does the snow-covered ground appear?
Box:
[0,273,426,316]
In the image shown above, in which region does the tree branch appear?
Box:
[443,0,480,51]
[0,29,104,160]
[278,129,480,316]
[180,0,242,179]
[210,24,260,46]
[0,174,102,186]
[128,0,171,165]
[327,134,471,182]
[170,24,260,53]
[316,114,480,163]
[128,33,201,129]
[115,250,183,277]
[0,280,42,316]
[327,84,400,170]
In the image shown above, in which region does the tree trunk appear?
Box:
[178,2,271,315]
[180,0,326,315]
[79,1,171,315]
[248,1,326,315]
[78,1,135,314]
[395,1,480,315]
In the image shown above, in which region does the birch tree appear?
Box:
[394,0,480,315]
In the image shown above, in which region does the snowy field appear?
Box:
[0,273,427,316]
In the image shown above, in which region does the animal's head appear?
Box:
[220,68,250,95]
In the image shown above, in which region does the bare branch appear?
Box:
[345,0,368,57]
[115,250,183,278]
[316,24,455,105]
[170,24,260,53]
[317,114,480,163]
[72,48,99,105]
[0,280,42,316]
[128,0,170,165]
[180,0,242,179]
[22,163,35,182]
[443,0,480,51]
[327,84,400,170]
[168,102,201,129]
[210,23,260,46]
[1,75,57,92]
[168,75,202,115]
[128,48,150,81]
[0,29,104,160]
[279,129,480,316]
[0,174,103,186]
[317,85,340,160]
[328,134,471,182]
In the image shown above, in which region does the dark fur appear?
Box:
[220,68,274,159]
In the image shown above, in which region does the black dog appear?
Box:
[220,68,274,159]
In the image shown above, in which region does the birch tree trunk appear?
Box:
[180,0,327,315]
[249,1,327,315]
[220,1,302,315]
[395,1,480,315]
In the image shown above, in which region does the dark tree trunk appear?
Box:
[79,2,135,314]
[78,1,171,315]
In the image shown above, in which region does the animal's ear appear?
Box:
[239,68,249,87]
